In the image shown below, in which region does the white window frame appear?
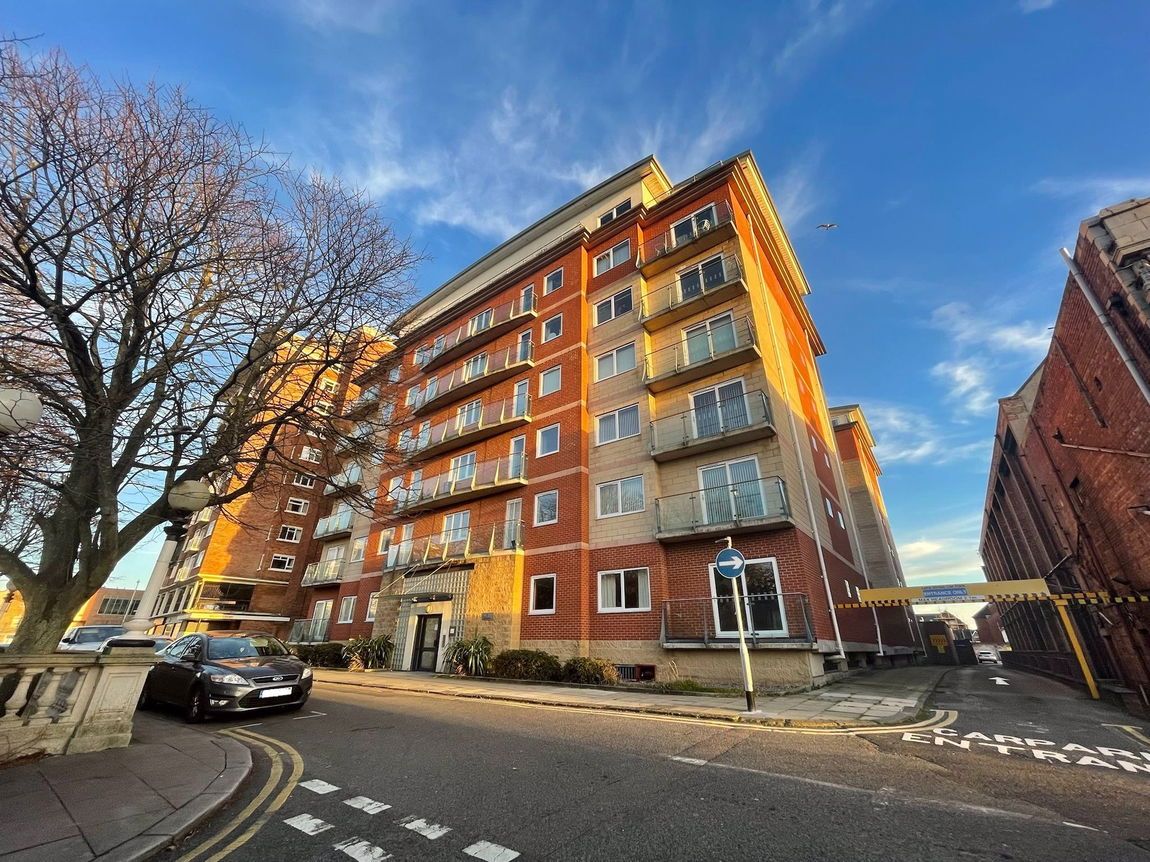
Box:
[292,473,316,489]
[594,239,631,276]
[597,567,651,613]
[278,525,302,543]
[469,308,494,335]
[539,366,562,396]
[300,446,323,463]
[269,554,295,572]
[536,423,560,457]
[596,403,641,445]
[594,286,633,326]
[530,574,557,615]
[285,498,309,515]
[441,509,471,543]
[598,199,631,227]
[542,313,563,343]
[596,475,645,518]
[457,399,482,428]
[543,268,564,295]
[350,536,367,562]
[377,527,394,555]
[365,591,380,623]
[670,202,719,248]
[463,353,488,380]
[534,490,559,526]
[595,342,637,381]
[337,595,356,624]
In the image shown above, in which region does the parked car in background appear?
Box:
[138,631,312,722]
[976,648,1000,664]
[58,625,126,651]
[102,635,173,654]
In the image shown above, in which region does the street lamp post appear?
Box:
[0,388,43,435]
[122,480,213,638]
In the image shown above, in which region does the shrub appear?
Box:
[491,649,561,681]
[342,635,395,671]
[561,656,619,686]
[293,642,349,668]
[444,635,494,676]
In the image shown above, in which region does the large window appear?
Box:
[598,199,631,227]
[337,596,356,624]
[594,287,633,325]
[97,597,139,616]
[464,353,488,380]
[690,380,749,438]
[709,557,785,637]
[540,366,561,396]
[442,510,471,543]
[595,342,636,381]
[542,313,563,343]
[544,268,564,295]
[469,307,494,335]
[683,312,737,364]
[671,203,718,247]
[597,475,645,518]
[457,399,482,428]
[598,568,650,612]
[269,554,295,572]
[278,525,302,543]
[350,536,367,562]
[450,452,477,483]
[596,404,640,444]
[594,240,631,276]
[537,423,560,457]
[530,575,556,614]
[365,592,380,622]
[699,457,765,525]
[677,254,728,302]
[534,490,559,525]
[285,498,309,515]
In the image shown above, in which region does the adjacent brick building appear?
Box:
[980,196,1150,715]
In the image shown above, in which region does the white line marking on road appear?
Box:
[299,778,341,794]
[1062,822,1100,831]
[283,813,335,835]
[344,795,392,814]
[463,839,521,861]
[234,722,263,729]
[990,676,1010,686]
[293,710,328,720]
[670,756,708,766]
[399,815,451,839]
[334,836,393,861]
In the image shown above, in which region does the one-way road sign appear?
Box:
[715,547,746,580]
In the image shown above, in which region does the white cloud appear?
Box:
[772,0,875,77]
[1032,176,1150,218]
[895,513,985,587]
[282,0,394,34]
[770,145,825,228]
[1018,0,1057,12]
[864,403,990,466]
[931,359,996,415]
[931,302,1052,359]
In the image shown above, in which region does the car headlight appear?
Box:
[209,672,250,686]
[301,666,313,679]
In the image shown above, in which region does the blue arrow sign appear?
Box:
[715,547,746,580]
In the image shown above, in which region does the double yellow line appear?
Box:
[175,728,304,862]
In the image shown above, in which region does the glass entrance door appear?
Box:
[710,560,786,637]
[412,614,442,672]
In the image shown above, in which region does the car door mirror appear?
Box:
[60,636,74,644]
[179,649,200,663]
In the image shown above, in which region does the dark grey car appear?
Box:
[139,631,313,722]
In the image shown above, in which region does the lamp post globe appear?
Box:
[167,479,212,513]
[0,388,43,434]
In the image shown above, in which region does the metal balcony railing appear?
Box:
[313,508,354,538]
[381,520,524,571]
[644,316,758,386]
[324,463,364,495]
[661,593,814,645]
[654,476,790,539]
[415,290,537,373]
[395,454,527,513]
[412,394,531,458]
[193,599,253,613]
[412,340,535,415]
[649,390,775,461]
[641,254,746,325]
[288,617,330,644]
[301,558,345,586]
[638,200,734,271]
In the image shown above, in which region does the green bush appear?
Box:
[342,635,395,670]
[444,635,494,676]
[293,642,348,668]
[491,649,561,681]
[561,656,619,686]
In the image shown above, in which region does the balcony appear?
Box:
[313,508,354,539]
[641,254,748,332]
[416,291,537,374]
[649,390,776,462]
[336,422,376,455]
[394,455,527,514]
[345,384,382,419]
[413,394,531,460]
[288,617,330,644]
[637,200,735,276]
[413,340,535,416]
[324,463,364,495]
[644,316,760,392]
[653,476,792,542]
[382,520,524,572]
[301,558,345,586]
[661,593,815,647]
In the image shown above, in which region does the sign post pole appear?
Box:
[716,538,755,712]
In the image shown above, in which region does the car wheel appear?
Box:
[184,686,208,723]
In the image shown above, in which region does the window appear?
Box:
[534,490,559,525]
[387,475,403,502]
[598,199,632,227]
[97,597,139,616]
[300,446,322,463]
[676,254,728,302]
[293,473,316,489]
[825,498,834,517]
[594,287,633,325]
[388,366,401,383]
[594,239,631,276]
[598,568,650,612]
[540,366,561,396]
[450,451,477,482]
[469,308,494,334]
[269,554,295,572]
[377,527,394,555]
[530,575,556,614]
[537,423,560,457]
[595,342,637,380]
[319,377,339,394]
[365,592,380,623]
[544,268,564,295]
[337,596,356,624]
[690,380,749,438]
[837,511,846,530]
[405,385,419,407]
[463,353,488,380]
[596,404,640,444]
[314,400,333,416]
[457,399,482,428]
[671,203,718,247]
[542,314,563,343]
[350,536,367,562]
[521,284,536,311]
[424,376,439,401]
[442,510,471,543]
[278,525,302,543]
[286,498,309,515]
[597,475,645,518]
[683,312,737,364]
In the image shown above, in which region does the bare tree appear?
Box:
[0,48,417,653]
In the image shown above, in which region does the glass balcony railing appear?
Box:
[412,394,531,458]
[394,454,527,513]
[654,476,791,540]
[381,520,524,571]
[324,464,364,495]
[641,254,747,329]
[644,316,758,390]
[415,291,537,373]
[288,617,330,644]
[637,200,734,273]
[313,509,354,538]
[412,340,535,415]
[649,390,775,461]
[301,558,345,586]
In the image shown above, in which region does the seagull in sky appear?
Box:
[817,223,838,230]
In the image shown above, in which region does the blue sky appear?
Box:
[10,0,1149,609]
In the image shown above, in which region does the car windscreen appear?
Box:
[206,636,290,660]
[75,626,125,643]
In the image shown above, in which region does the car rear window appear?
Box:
[207,636,290,660]
[75,626,125,643]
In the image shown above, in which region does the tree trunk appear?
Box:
[6,578,90,654]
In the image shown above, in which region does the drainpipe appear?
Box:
[748,230,845,659]
[1061,248,1150,407]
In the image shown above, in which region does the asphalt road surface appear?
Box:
[158,667,1150,861]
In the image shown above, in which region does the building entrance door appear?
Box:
[412,614,442,672]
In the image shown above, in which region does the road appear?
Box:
[157,665,1150,861]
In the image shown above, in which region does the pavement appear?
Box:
[311,664,945,727]
[0,713,251,862]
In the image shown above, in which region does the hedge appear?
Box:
[491,648,561,681]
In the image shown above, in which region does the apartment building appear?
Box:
[290,152,912,689]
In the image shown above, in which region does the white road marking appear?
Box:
[989,676,1010,686]
[344,795,392,814]
[283,813,335,835]
[1062,822,1100,831]
[399,815,452,839]
[670,756,708,766]
[334,836,393,861]
[299,778,341,794]
[234,722,263,729]
[463,839,521,861]
[293,710,328,720]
